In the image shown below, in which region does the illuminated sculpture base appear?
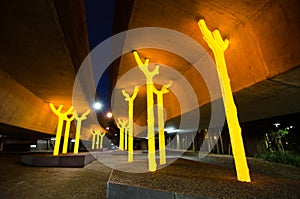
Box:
[20,152,95,167]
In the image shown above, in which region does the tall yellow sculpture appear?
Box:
[133,51,159,171]
[153,82,172,165]
[117,118,128,151]
[198,19,251,182]
[122,87,139,162]
[73,110,90,154]
[62,114,75,154]
[49,103,73,156]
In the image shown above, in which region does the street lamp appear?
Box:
[106,112,112,118]
[93,102,102,110]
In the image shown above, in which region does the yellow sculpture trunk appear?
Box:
[124,128,128,150]
[53,117,64,156]
[198,19,251,182]
[133,51,159,172]
[147,82,156,171]
[122,87,139,162]
[74,121,82,154]
[96,131,100,149]
[119,127,124,150]
[152,82,172,165]
[91,130,96,150]
[62,115,74,154]
[99,132,105,149]
[128,100,134,162]
[117,119,127,151]
[157,94,165,165]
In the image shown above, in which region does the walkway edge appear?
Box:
[106,181,207,199]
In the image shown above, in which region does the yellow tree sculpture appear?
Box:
[91,129,97,150]
[91,129,106,149]
[152,81,172,165]
[198,19,251,182]
[133,51,159,171]
[95,130,100,149]
[49,103,73,156]
[117,118,128,151]
[73,110,90,154]
[122,86,139,162]
[62,114,75,154]
[99,131,106,149]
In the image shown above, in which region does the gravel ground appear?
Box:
[0,153,112,199]
[109,153,300,199]
[1,152,299,199]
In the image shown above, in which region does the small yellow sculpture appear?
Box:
[91,129,97,150]
[122,87,139,162]
[152,82,172,165]
[198,19,251,182]
[117,118,128,151]
[49,103,73,156]
[133,51,159,171]
[91,129,106,150]
[73,110,90,154]
[99,131,106,149]
[95,130,100,149]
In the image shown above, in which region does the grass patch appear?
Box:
[254,151,300,167]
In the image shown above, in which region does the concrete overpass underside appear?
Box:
[112,0,300,132]
[0,0,299,140]
[0,0,89,138]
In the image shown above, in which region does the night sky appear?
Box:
[84,0,115,113]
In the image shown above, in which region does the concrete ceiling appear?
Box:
[112,0,300,132]
[0,0,299,139]
[0,0,89,107]
[0,0,90,137]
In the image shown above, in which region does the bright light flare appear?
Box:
[106,112,113,118]
[93,102,102,110]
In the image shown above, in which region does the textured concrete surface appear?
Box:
[0,68,57,135]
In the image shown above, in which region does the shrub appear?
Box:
[255,151,300,167]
